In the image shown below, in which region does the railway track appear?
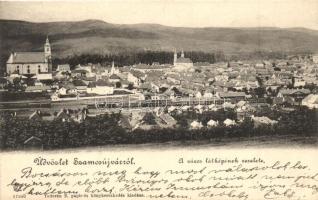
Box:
[0,97,266,111]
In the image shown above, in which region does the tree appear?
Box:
[128,83,134,90]
[254,87,266,98]
[267,87,273,96]
[25,77,35,86]
[115,82,122,88]
[256,76,263,87]
[13,77,20,85]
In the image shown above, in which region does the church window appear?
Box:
[38,65,41,74]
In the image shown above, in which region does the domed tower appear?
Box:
[44,36,52,72]
[44,36,51,60]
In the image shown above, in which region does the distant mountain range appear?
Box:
[1,19,318,61]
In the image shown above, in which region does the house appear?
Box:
[133,63,171,73]
[158,89,174,100]
[222,102,236,109]
[29,110,42,120]
[190,120,203,129]
[55,109,73,122]
[215,75,229,82]
[158,113,177,128]
[6,37,52,75]
[293,77,306,87]
[167,76,181,85]
[264,77,285,90]
[194,104,204,113]
[207,119,218,127]
[216,92,246,102]
[109,74,121,83]
[56,64,70,72]
[32,73,53,81]
[277,89,311,103]
[302,94,318,109]
[127,72,141,87]
[251,116,277,128]
[71,69,89,78]
[130,70,146,81]
[87,79,114,95]
[195,91,202,98]
[71,64,96,77]
[72,80,87,93]
[58,87,68,95]
[53,71,69,80]
[70,109,88,123]
[166,106,176,114]
[208,104,219,111]
[138,112,161,130]
[126,112,146,130]
[223,119,236,126]
[29,110,54,121]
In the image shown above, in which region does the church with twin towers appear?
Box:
[173,49,193,71]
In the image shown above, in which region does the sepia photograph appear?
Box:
[0,0,317,150]
[0,0,318,199]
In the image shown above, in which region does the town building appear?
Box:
[56,64,71,72]
[302,94,318,109]
[173,49,193,71]
[6,37,52,76]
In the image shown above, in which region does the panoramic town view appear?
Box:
[0,2,318,150]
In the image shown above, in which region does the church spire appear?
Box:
[173,48,177,65]
[46,35,49,44]
[111,61,115,75]
[44,36,51,62]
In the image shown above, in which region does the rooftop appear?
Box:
[8,52,46,63]
[176,57,193,64]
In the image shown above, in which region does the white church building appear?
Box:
[173,49,193,71]
[6,37,52,76]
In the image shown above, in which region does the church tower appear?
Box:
[111,61,118,75]
[44,36,52,72]
[173,49,177,66]
[181,49,185,58]
[44,36,51,61]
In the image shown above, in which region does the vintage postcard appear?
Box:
[0,0,317,199]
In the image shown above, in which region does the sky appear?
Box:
[0,0,318,30]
